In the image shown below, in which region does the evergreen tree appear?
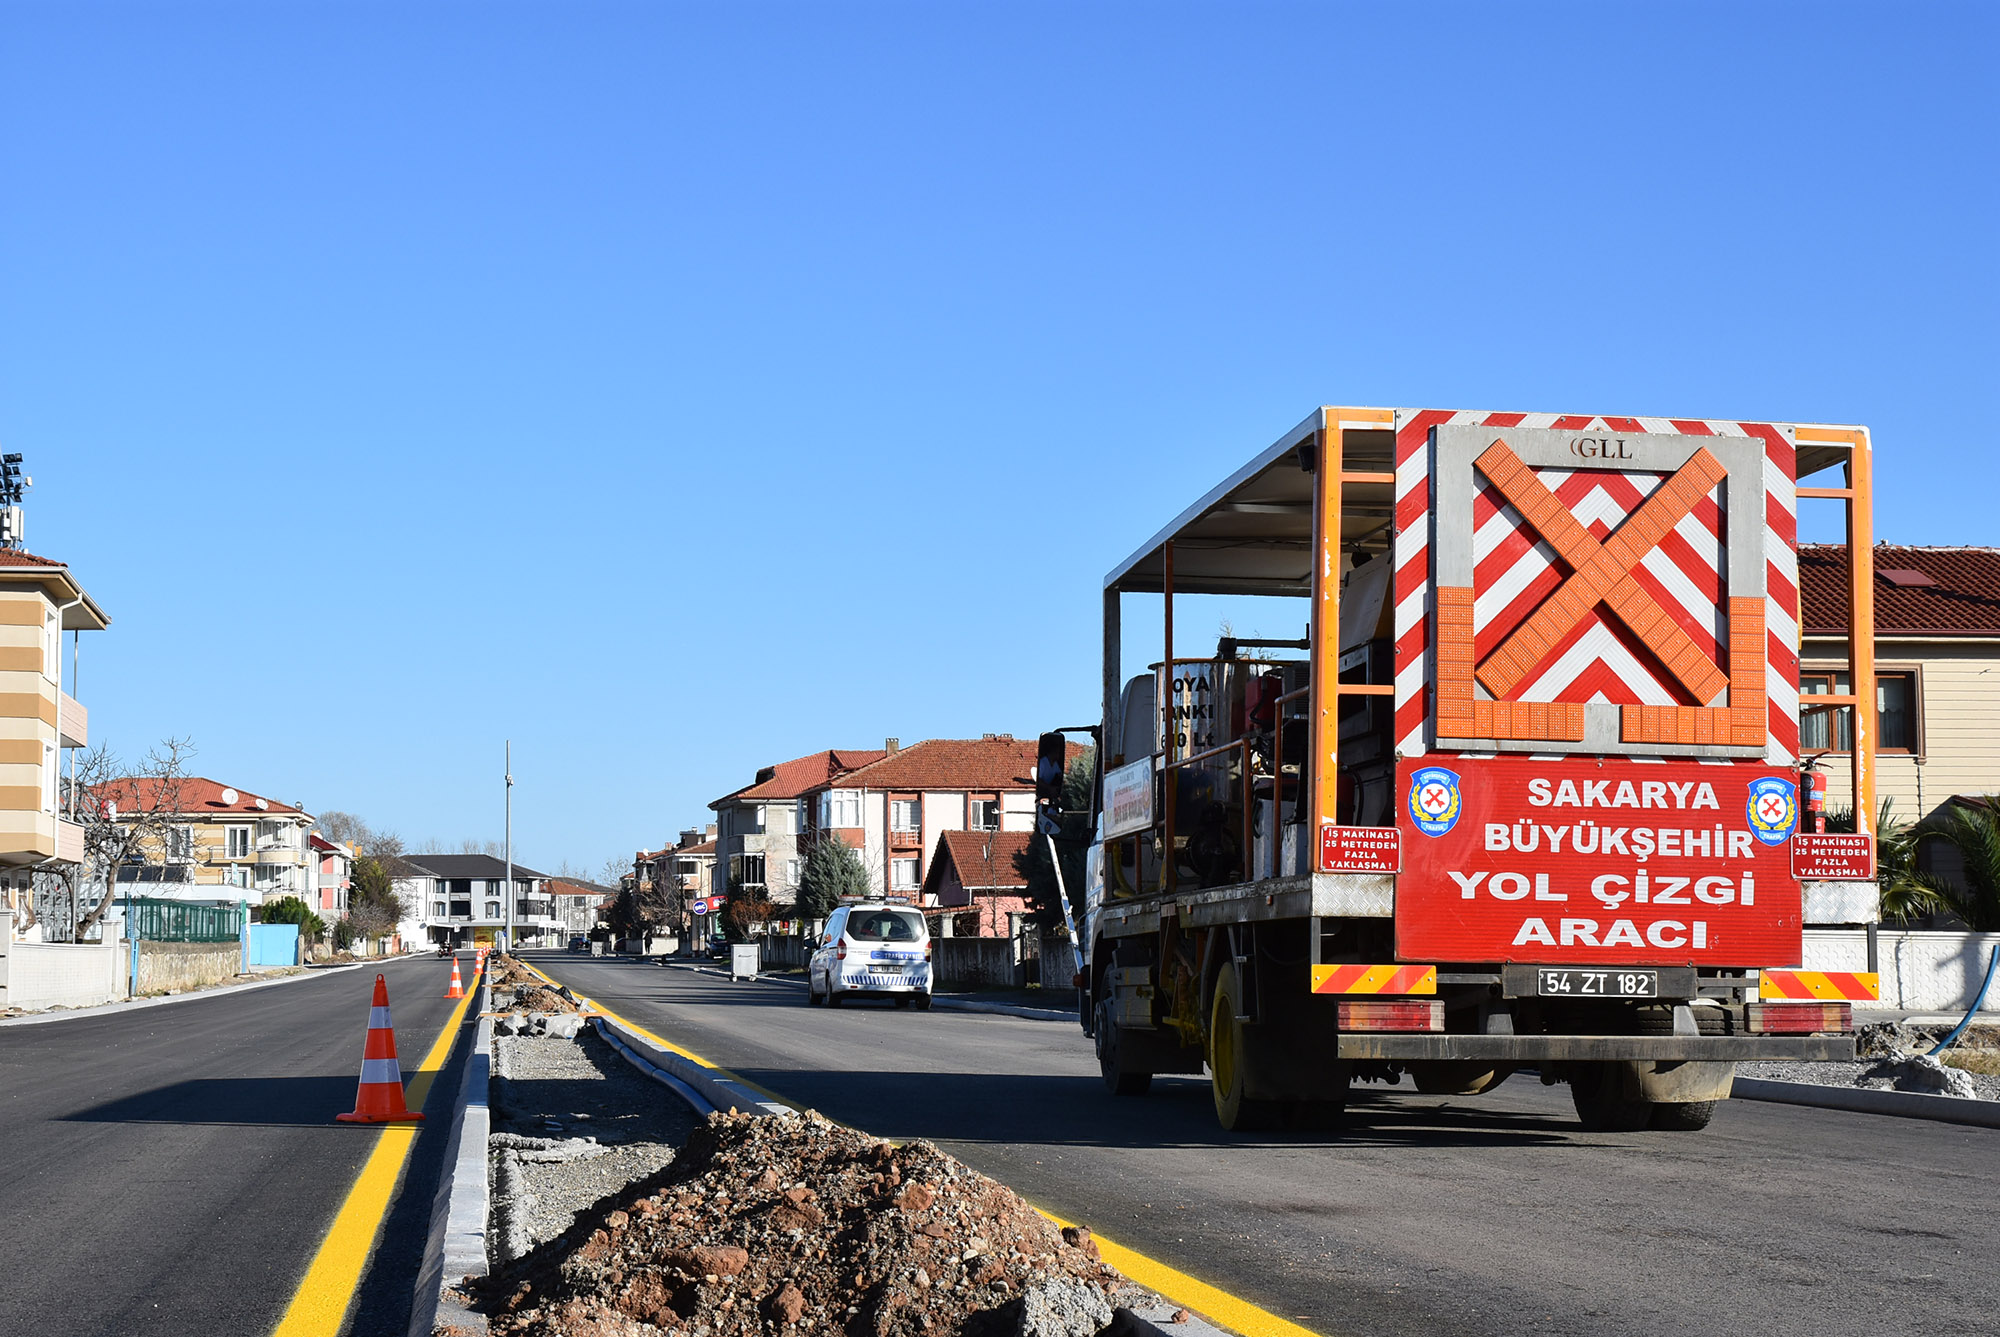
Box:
[796,833,870,922]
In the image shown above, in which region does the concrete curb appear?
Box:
[0,952,428,1028]
[410,975,494,1337]
[660,958,1079,1024]
[591,1014,791,1117]
[1732,1076,2000,1129]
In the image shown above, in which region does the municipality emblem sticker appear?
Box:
[1747,776,1798,846]
[1408,767,1462,837]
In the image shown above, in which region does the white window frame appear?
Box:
[969,798,1000,831]
[890,857,921,891]
[828,791,862,828]
[226,825,253,859]
[891,799,921,832]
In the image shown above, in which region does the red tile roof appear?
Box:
[804,736,1084,794]
[927,829,1032,892]
[1800,545,2000,637]
[92,776,307,817]
[712,748,887,806]
[0,549,63,568]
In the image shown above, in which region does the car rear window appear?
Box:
[848,910,924,942]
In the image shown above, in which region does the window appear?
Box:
[485,900,501,918]
[969,798,1000,831]
[891,857,921,891]
[165,825,194,860]
[432,902,446,917]
[224,865,251,889]
[826,791,862,828]
[677,858,697,876]
[43,743,56,814]
[748,806,765,833]
[226,826,252,859]
[450,899,472,916]
[1801,669,1919,754]
[738,854,766,887]
[891,799,920,832]
[44,607,58,682]
[786,858,801,886]
[848,908,924,942]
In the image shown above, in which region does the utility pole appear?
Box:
[504,740,514,952]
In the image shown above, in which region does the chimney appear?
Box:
[885,737,900,755]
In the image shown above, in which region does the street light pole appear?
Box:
[504,740,514,953]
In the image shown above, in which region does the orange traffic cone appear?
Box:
[336,974,425,1124]
[444,955,465,999]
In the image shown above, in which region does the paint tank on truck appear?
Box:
[1059,406,1885,1132]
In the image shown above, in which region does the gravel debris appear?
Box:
[490,1028,701,1261]
[1741,1020,2000,1100]
[480,1108,1158,1337]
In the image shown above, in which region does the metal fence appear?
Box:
[130,897,243,943]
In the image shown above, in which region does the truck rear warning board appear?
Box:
[1394,756,1802,966]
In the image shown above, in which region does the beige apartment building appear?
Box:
[99,777,317,906]
[0,550,107,922]
[1799,544,2000,822]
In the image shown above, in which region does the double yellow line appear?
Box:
[272,967,482,1337]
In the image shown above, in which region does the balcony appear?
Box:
[317,872,347,890]
[256,834,302,853]
[888,827,924,851]
[58,692,86,749]
[57,818,83,864]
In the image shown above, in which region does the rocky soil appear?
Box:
[1740,1020,2000,1099]
[479,1109,1161,1337]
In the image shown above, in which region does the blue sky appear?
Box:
[3,2,1992,876]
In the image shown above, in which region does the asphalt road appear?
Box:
[0,956,474,1337]
[527,951,1994,1337]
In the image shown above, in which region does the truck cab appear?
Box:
[1077,406,1882,1131]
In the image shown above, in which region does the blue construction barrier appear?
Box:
[247,923,300,967]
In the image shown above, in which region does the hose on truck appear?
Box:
[1926,944,2000,1057]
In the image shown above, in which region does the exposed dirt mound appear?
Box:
[484,1109,1133,1336]
[1858,1020,2000,1058]
[506,982,584,1015]
[489,954,543,989]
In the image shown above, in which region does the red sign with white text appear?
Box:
[1395,756,1802,966]
[1320,825,1402,873]
[1792,832,1875,881]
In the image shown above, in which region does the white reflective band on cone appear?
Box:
[370,1007,393,1029]
[359,1058,403,1085]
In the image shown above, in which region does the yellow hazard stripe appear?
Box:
[1759,970,1879,1001]
[1310,963,1437,995]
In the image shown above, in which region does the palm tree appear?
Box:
[1886,798,2000,933]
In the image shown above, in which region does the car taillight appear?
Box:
[1747,1002,1851,1034]
[1338,1000,1444,1032]
[836,941,846,961]
[924,941,932,960]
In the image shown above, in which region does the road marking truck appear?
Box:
[1060,405,1883,1131]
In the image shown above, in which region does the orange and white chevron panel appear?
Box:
[1310,963,1437,995]
[1392,409,1800,762]
[1759,969,1880,1001]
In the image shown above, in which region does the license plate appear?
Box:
[868,964,905,973]
[1537,969,1657,998]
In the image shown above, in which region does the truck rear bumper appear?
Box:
[1336,1034,1854,1062]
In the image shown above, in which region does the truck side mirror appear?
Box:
[1035,731,1068,805]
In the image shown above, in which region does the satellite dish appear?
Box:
[220,788,238,805]
[254,797,268,810]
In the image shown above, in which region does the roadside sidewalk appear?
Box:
[0,952,428,1028]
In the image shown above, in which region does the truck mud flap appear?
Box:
[1335,1035,1855,1062]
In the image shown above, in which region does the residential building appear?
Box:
[1798,544,2000,824]
[546,877,614,936]
[95,777,316,906]
[636,826,717,932]
[310,832,353,918]
[922,828,1034,937]
[0,550,107,930]
[403,854,559,948]
[799,735,1082,905]
[709,748,884,912]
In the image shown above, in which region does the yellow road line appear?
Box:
[271,967,482,1337]
[526,957,1322,1337]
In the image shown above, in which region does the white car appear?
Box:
[807,904,933,1009]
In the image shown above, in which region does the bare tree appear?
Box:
[600,855,631,889]
[314,810,370,847]
[63,737,197,942]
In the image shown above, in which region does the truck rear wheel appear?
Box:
[1649,1100,1717,1131]
[1569,1062,1652,1132]
[1209,962,1280,1131]
[1095,998,1153,1097]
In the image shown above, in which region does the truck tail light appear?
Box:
[1746,1002,1852,1034]
[1338,1000,1444,1032]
